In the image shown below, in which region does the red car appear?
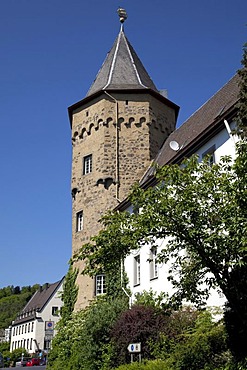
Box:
[26,358,40,366]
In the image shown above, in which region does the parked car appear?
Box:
[26,358,40,366]
[16,357,31,367]
[39,358,46,366]
[0,353,4,368]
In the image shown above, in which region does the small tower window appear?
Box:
[76,211,83,232]
[83,154,92,175]
[125,100,129,105]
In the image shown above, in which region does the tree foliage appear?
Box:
[111,304,168,366]
[237,42,247,137]
[75,141,247,361]
[48,296,128,370]
[77,142,247,312]
[0,284,40,330]
[59,262,79,324]
[112,307,228,370]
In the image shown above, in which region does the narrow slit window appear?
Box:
[150,247,158,280]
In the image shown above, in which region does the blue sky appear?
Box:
[0,0,246,289]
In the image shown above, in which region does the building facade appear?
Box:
[10,278,64,354]
[123,74,240,308]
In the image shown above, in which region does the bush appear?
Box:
[114,359,171,370]
[111,304,169,367]
[163,311,228,370]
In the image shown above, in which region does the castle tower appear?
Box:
[68,11,179,310]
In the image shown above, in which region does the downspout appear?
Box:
[33,339,40,351]
[104,91,120,200]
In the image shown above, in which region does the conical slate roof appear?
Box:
[86,27,158,96]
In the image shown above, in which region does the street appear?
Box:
[4,367,46,369]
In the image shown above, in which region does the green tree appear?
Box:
[237,42,247,137]
[48,296,128,370]
[76,138,247,361]
[60,262,79,324]
[0,292,33,329]
[78,143,247,310]
[47,263,78,369]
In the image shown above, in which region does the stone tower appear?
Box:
[68,12,179,310]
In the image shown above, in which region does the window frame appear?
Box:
[150,247,158,280]
[134,255,141,286]
[76,211,83,232]
[52,306,59,316]
[95,274,106,295]
[83,154,92,175]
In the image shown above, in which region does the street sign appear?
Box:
[127,343,141,353]
[45,321,54,331]
[44,334,53,341]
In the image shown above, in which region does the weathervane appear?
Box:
[117,7,127,23]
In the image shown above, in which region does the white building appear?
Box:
[10,277,64,354]
[122,74,240,308]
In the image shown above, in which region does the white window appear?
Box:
[83,154,92,175]
[76,211,83,232]
[134,255,141,285]
[150,247,158,279]
[96,275,106,295]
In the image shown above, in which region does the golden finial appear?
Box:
[117,7,127,23]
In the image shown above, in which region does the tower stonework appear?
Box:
[69,25,179,310]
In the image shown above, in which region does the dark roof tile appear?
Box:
[141,74,240,183]
[86,29,158,96]
[13,277,64,325]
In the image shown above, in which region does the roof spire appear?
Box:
[117,7,127,24]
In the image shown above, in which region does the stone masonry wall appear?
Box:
[70,92,176,309]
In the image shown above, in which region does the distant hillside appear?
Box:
[0,284,40,330]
